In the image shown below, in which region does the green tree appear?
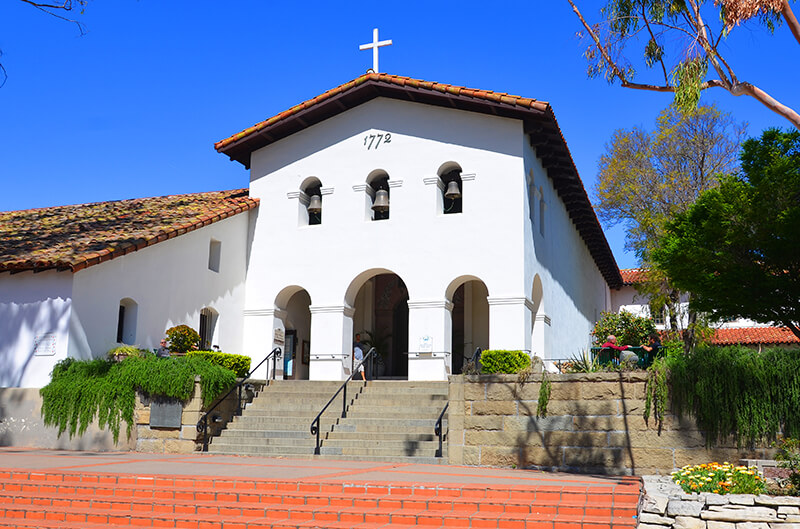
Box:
[595,104,744,347]
[567,0,800,129]
[654,128,800,338]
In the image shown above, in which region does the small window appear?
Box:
[116,298,138,344]
[650,305,666,326]
[208,239,221,272]
[538,187,546,237]
[440,169,462,214]
[527,169,536,223]
[369,174,390,221]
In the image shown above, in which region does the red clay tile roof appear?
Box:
[709,326,800,346]
[620,268,648,285]
[214,73,550,154]
[0,189,258,274]
[215,73,623,289]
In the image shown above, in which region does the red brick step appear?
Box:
[0,469,641,528]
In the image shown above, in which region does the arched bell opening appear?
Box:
[438,162,463,215]
[367,170,390,221]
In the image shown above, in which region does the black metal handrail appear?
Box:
[310,347,375,455]
[470,347,482,367]
[434,401,449,457]
[197,347,281,451]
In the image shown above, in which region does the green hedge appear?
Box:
[186,351,251,378]
[40,355,236,443]
[480,350,531,374]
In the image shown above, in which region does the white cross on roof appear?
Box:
[359,28,392,73]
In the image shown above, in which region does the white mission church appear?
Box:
[0,72,624,387]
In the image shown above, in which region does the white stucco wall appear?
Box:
[0,213,250,388]
[610,284,768,331]
[0,271,73,387]
[521,141,611,361]
[71,213,250,359]
[242,97,612,377]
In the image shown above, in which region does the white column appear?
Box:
[487,296,534,353]
[243,309,285,380]
[308,305,354,381]
[407,299,453,381]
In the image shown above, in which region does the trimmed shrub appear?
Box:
[186,351,251,378]
[107,344,149,361]
[165,325,200,354]
[591,310,656,347]
[480,350,531,374]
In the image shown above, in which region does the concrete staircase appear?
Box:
[207,380,449,464]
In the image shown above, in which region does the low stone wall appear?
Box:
[134,379,253,453]
[641,476,800,528]
[447,373,773,475]
[0,379,251,453]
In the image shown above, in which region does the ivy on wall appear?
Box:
[40,356,236,443]
[645,344,800,447]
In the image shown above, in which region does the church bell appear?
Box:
[371,189,390,212]
[444,180,461,200]
[307,194,322,214]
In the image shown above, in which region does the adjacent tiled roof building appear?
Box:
[0,189,258,274]
[618,268,799,346]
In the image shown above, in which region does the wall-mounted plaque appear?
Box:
[33,333,57,356]
[150,401,182,428]
[273,328,285,346]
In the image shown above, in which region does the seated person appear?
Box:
[601,334,638,365]
[641,333,662,357]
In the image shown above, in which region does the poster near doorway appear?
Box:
[284,330,296,379]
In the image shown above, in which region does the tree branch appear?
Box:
[785,321,800,340]
[640,3,670,84]
[730,81,800,129]
[783,0,800,46]
[18,0,86,35]
[567,0,633,84]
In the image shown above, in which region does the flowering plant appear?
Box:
[671,462,765,495]
[165,325,200,354]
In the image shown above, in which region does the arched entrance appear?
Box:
[446,277,489,374]
[530,274,547,360]
[274,286,312,380]
[349,271,409,379]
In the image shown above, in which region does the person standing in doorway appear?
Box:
[353,341,366,381]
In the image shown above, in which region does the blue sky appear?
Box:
[1,1,797,269]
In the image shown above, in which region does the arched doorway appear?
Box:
[530,274,546,360]
[274,286,312,380]
[446,277,489,374]
[349,272,409,379]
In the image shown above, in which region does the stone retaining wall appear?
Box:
[0,379,250,453]
[134,378,255,453]
[447,373,773,475]
[641,476,800,529]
